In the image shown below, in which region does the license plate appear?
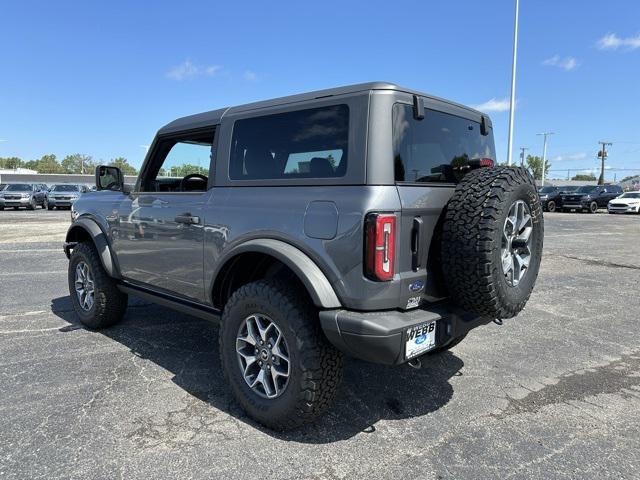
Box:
[405,321,437,359]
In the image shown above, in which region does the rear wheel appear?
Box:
[441,167,544,319]
[68,242,128,329]
[219,279,343,430]
[547,200,556,213]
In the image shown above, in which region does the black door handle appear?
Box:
[411,217,424,271]
[175,214,200,224]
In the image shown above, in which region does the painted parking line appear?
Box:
[0,249,62,253]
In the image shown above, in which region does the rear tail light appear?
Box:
[365,213,396,281]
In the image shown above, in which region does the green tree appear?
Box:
[109,157,138,176]
[30,154,62,173]
[0,156,24,169]
[61,153,94,174]
[571,173,596,181]
[525,155,551,181]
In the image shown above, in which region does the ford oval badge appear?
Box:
[409,280,425,293]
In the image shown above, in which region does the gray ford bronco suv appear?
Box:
[64,82,543,429]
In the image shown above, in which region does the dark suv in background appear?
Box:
[537,185,579,212]
[561,184,623,213]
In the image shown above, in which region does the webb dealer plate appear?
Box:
[405,321,437,359]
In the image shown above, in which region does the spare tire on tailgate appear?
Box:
[441,166,543,319]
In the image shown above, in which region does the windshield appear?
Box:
[52,185,80,192]
[5,184,32,191]
[539,186,556,193]
[620,192,640,199]
[560,186,579,192]
[576,186,598,193]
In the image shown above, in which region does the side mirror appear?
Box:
[96,165,124,191]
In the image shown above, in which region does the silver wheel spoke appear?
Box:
[74,261,94,311]
[501,200,534,288]
[236,313,290,399]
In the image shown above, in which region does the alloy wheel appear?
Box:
[236,314,290,399]
[501,200,533,287]
[74,261,95,311]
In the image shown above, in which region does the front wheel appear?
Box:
[547,200,556,213]
[42,199,48,209]
[589,201,598,214]
[27,199,36,210]
[219,280,343,430]
[68,242,128,329]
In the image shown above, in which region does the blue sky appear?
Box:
[1,0,638,180]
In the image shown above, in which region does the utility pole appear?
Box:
[506,0,520,165]
[597,141,612,185]
[519,147,528,166]
[537,132,554,187]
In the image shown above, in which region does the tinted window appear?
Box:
[393,104,496,184]
[576,186,598,193]
[229,105,349,180]
[52,185,80,192]
[5,184,31,191]
[621,192,640,198]
[539,186,556,193]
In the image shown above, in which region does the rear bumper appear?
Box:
[319,302,491,365]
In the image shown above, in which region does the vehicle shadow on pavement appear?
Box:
[52,295,463,443]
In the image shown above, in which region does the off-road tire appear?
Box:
[219,279,343,430]
[441,166,544,319]
[68,242,128,329]
[547,200,556,213]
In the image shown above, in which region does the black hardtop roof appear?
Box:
[158,82,485,134]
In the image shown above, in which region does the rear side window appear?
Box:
[393,104,496,184]
[229,105,349,180]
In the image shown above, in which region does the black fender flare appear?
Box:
[65,218,120,279]
[213,238,341,309]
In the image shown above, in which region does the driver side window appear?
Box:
[141,127,215,192]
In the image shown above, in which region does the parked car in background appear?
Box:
[608,191,640,214]
[0,184,8,191]
[47,184,88,210]
[0,183,48,210]
[561,184,623,213]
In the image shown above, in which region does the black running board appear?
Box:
[118,283,221,323]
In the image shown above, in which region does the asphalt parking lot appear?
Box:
[1,209,639,479]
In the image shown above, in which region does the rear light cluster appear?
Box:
[365,213,396,281]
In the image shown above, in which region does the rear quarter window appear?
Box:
[229,105,349,180]
[393,104,496,184]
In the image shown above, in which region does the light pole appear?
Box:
[506,0,520,165]
[537,132,554,186]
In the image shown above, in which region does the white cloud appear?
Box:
[166,60,222,80]
[472,97,512,113]
[597,32,640,51]
[542,55,580,71]
[553,152,587,161]
[243,70,258,81]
